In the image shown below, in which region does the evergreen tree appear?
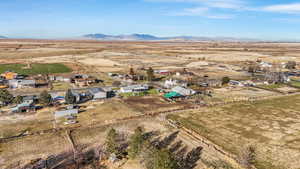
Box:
[65,89,76,104]
[39,90,52,106]
[129,67,135,76]
[147,67,155,81]
[128,127,145,159]
[13,95,23,104]
[222,76,230,85]
[0,89,14,105]
[151,149,178,169]
[286,61,296,69]
[105,128,119,155]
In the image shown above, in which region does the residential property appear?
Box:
[51,93,65,103]
[120,84,149,93]
[8,79,36,88]
[71,90,81,103]
[49,75,71,82]
[1,71,18,80]
[0,79,8,89]
[265,72,290,84]
[10,100,36,113]
[196,77,222,88]
[164,79,187,89]
[72,74,98,87]
[23,95,37,103]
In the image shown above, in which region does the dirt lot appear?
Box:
[168,94,300,169]
[123,96,190,113]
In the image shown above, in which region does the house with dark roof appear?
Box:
[71,90,81,103]
[10,100,36,113]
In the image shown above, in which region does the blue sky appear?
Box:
[1,0,300,40]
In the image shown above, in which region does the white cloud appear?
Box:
[145,0,245,10]
[171,7,234,19]
[145,0,300,21]
[262,3,300,14]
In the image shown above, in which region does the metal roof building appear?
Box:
[171,86,196,96]
[88,88,108,99]
[120,84,149,93]
[54,109,79,119]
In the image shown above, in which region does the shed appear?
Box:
[54,109,78,119]
[120,84,149,93]
[88,88,107,99]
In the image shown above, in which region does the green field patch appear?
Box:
[288,80,300,88]
[0,63,72,75]
[119,89,159,98]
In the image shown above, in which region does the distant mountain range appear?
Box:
[0,35,7,39]
[82,33,259,42]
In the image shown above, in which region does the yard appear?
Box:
[0,63,72,75]
[124,96,189,113]
[51,82,72,91]
[258,83,285,89]
[167,94,300,169]
[289,80,300,88]
[119,89,160,98]
[0,108,55,139]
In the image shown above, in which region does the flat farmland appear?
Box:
[0,63,72,75]
[1,39,300,75]
[168,94,300,169]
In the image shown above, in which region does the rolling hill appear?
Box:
[82,33,258,42]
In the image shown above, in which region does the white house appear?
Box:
[164,79,178,89]
[164,79,187,89]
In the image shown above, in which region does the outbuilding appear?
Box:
[54,109,79,119]
[88,88,108,100]
[120,84,149,93]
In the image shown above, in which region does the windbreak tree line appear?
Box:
[105,127,203,169]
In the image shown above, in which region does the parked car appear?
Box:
[64,120,78,125]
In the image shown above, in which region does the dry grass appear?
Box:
[168,94,300,169]
[0,131,70,168]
